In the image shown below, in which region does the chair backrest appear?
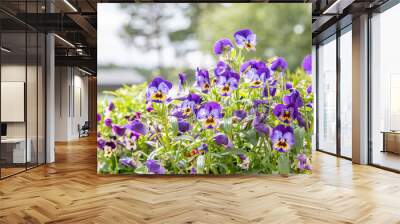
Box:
[82,121,90,129]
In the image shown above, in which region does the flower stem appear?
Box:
[161,104,171,151]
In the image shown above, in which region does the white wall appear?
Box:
[55,67,89,141]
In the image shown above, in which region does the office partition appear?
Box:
[0,1,47,179]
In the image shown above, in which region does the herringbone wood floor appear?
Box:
[1,136,400,224]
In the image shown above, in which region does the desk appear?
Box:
[381,131,400,154]
[1,138,31,163]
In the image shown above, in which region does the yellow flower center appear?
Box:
[245,42,252,49]
[252,80,262,87]
[204,116,216,128]
[151,90,166,102]
[281,111,292,121]
[183,107,192,116]
[202,83,210,91]
[104,149,113,158]
[274,139,288,150]
[221,83,230,94]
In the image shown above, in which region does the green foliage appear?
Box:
[197,3,311,71]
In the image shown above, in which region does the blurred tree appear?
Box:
[120,4,209,70]
[197,3,311,71]
[119,4,174,70]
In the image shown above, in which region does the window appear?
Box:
[370,3,400,171]
[317,36,337,154]
[339,28,352,158]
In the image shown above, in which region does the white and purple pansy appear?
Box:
[213,38,234,55]
[270,124,295,153]
[240,60,270,88]
[196,101,224,129]
[234,29,256,51]
[214,60,231,77]
[146,76,173,103]
[273,104,299,124]
[270,57,288,73]
[216,71,240,96]
[171,93,202,119]
[195,68,211,93]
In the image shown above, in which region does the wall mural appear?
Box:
[97,3,313,175]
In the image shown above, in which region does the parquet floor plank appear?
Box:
[0,136,399,223]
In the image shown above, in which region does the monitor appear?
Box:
[1,123,7,137]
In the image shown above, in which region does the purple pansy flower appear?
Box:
[125,112,140,122]
[213,38,234,55]
[283,90,304,108]
[104,118,112,127]
[233,109,247,122]
[97,113,102,122]
[234,29,256,51]
[297,115,306,128]
[213,133,233,148]
[178,120,191,133]
[108,102,115,111]
[270,57,288,73]
[240,60,270,88]
[252,115,270,135]
[119,157,136,168]
[270,125,295,153]
[172,93,202,119]
[297,153,307,163]
[216,71,240,96]
[103,140,117,158]
[214,61,231,77]
[273,104,299,124]
[105,140,117,150]
[97,138,106,150]
[302,54,312,75]
[306,102,313,109]
[178,73,186,92]
[196,101,223,129]
[172,100,196,119]
[286,82,293,90]
[112,124,126,136]
[146,76,173,103]
[307,85,312,95]
[239,154,247,161]
[125,120,147,136]
[297,153,311,171]
[146,159,166,174]
[190,167,197,174]
[195,68,211,93]
[263,78,277,98]
[198,143,209,154]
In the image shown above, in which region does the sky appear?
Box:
[97,3,215,69]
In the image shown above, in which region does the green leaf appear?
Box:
[245,129,258,146]
[278,153,290,175]
[175,135,195,142]
[294,127,305,152]
[134,166,147,174]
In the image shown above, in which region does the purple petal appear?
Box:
[146,159,165,174]
[302,54,312,74]
[178,120,191,133]
[104,118,112,127]
[213,38,233,55]
[112,125,126,136]
[119,157,136,168]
